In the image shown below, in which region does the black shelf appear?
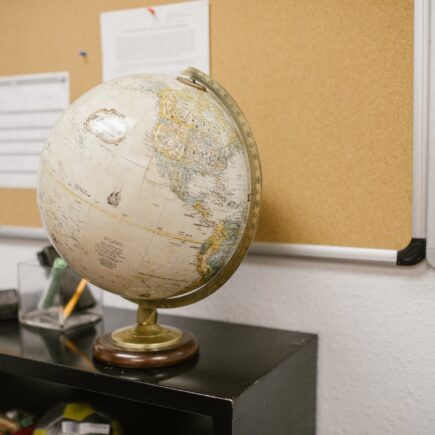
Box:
[0,307,317,434]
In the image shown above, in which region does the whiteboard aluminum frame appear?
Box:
[423,0,435,267]
[0,0,429,266]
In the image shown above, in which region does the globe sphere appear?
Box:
[37,71,260,303]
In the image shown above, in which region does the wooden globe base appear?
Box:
[92,304,199,368]
[92,330,199,368]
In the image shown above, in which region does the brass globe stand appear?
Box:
[93,302,199,368]
[92,67,262,369]
[112,304,183,350]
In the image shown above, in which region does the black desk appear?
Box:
[0,307,317,434]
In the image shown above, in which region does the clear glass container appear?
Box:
[18,260,102,332]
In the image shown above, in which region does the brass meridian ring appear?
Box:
[132,67,262,309]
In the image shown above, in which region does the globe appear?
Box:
[37,68,261,368]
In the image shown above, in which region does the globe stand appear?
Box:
[41,67,262,370]
[92,302,199,368]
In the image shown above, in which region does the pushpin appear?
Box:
[79,50,88,58]
[147,6,156,15]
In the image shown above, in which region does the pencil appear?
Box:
[62,278,88,320]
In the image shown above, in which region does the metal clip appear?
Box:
[176,76,207,91]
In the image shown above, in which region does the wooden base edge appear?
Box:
[92,331,199,368]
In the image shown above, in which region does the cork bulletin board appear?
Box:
[0,0,413,249]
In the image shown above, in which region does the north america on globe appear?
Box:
[37,74,252,300]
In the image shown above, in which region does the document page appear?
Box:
[0,72,69,188]
[100,0,209,81]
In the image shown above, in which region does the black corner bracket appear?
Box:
[396,238,426,266]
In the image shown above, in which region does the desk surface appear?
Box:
[0,307,316,420]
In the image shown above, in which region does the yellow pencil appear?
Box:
[63,278,88,320]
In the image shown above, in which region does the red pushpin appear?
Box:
[147,6,156,15]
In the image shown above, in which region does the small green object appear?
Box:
[38,258,68,310]
[53,258,68,270]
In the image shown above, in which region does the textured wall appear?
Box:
[1,238,435,435]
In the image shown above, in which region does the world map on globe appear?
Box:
[38,71,260,302]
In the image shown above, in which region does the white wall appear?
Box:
[2,238,435,435]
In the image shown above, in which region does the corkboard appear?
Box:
[0,0,413,249]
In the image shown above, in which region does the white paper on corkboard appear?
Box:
[100,0,209,81]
